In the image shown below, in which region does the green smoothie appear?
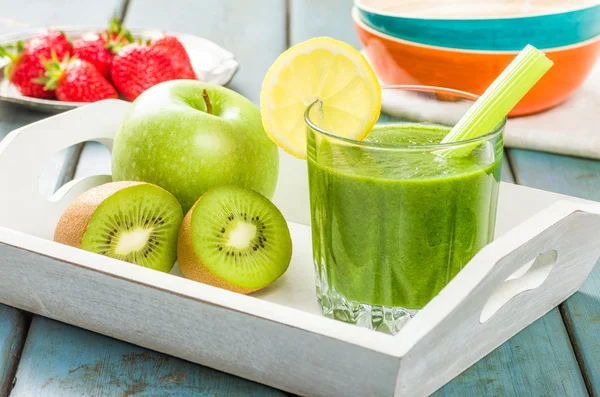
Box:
[307,123,502,310]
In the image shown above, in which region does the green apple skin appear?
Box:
[112,80,279,213]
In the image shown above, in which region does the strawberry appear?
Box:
[102,18,134,44]
[110,43,180,101]
[72,32,116,77]
[0,42,53,98]
[40,54,118,102]
[25,30,71,57]
[72,20,133,77]
[0,30,71,98]
[151,36,195,79]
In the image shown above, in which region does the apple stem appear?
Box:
[202,89,213,114]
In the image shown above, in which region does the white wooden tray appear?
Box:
[0,100,599,397]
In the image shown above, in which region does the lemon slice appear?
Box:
[260,37,382,159]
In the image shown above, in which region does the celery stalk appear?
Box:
[440,45,553,155]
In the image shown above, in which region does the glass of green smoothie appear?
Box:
[305,86,506,334]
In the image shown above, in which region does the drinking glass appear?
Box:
[305,86,505,334]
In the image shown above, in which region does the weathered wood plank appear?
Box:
[290,0,359,48]
[10,316,288,397]
[509,149,600,201]
[73,142,111,181]
[0,306,28,397]
[0,0,124,34]
[289,1,588,395]
[509,148,600,394]
[433,307,587,397]
[502,153,515,183]
[125,0,287,105]
[0,104,46,137]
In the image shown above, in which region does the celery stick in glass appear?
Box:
[440,45,553,156]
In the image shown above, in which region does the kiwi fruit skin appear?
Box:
[54,181,183,273]
[178,186,292,294]
[54,181,143,248]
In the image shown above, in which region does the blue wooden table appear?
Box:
[1,1,599,396]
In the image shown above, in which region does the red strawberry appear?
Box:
[110,43,180,101]
[102,18,134,45]
[25,30,71,58]
[40,54,117,102]
[72,32,116,77]
[151,36,195,79]
[0,31,71,98]
[0,44,51,98]
[72,20,133,77]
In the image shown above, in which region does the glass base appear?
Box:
[316,278,418,336]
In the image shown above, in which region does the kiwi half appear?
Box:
[54,181,183,273]
[178,185,292,293]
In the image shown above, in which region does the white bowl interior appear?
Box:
[357,0,599,19]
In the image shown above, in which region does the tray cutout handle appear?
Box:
[394,201,600,397]
[480,249,557,323]
[0,99,130,239]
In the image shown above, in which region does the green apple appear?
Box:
[111,80,279,213]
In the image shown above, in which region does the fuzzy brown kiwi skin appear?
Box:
[54,181,146,247]
[178,194,265,295]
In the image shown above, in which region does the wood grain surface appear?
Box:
[0,0,598,396]
[510,148,600,395]
[0,306,28,397]
[434,308,588,397]
[9,317,288,397]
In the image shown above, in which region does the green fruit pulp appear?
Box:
[81,184,183,273]
[111,80,279,213]
[190,185,292,289]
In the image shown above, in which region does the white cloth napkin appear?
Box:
[365,50,600,159]
[504,60,600,159]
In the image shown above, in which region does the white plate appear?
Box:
[0,26,238,113]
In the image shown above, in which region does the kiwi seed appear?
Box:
[178,185,292,294]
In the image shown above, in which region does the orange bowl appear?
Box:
[352,7,600,116]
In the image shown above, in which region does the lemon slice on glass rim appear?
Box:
[260,37,382,159]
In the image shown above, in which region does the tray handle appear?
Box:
[0,99,130,239]
[394,200,600,397]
